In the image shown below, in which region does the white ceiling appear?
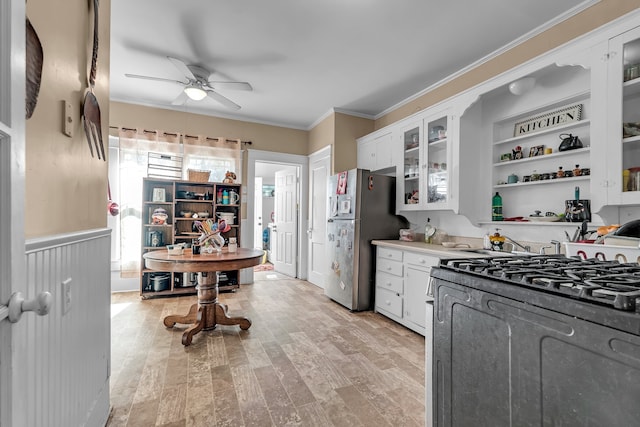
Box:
[109,0,591,130]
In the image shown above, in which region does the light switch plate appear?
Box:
[63,100,73,137]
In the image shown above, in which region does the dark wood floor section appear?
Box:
[108,272,425,427]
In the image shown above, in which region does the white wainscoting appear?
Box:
[22,228,111,427]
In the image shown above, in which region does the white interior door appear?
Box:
[307,148,330,288]
[273,167,298,277]
[254,176,263,250]
[1,2,27,425]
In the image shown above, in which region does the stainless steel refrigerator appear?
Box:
[325,169,408,311]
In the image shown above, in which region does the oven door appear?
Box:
[425,277,434,427]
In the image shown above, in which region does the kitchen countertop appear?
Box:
[371,240,488,258]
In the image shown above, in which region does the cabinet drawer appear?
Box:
[376,271,403,294]
[377,257,403,277]
[375,287,403,318]
[378,247,403,262]
[405,251,440,268]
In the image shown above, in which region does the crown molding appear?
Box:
[374,0,600,120]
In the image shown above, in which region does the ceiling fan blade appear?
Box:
[209,81,253,91]
[167,56,196,80]
[171,91,189,106]
[206,90,241,110]
[125,73,184,85]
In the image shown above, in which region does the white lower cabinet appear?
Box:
[375,246,440,335]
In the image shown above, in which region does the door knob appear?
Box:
[8,291,53,323]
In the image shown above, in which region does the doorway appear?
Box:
[246,150,308,279]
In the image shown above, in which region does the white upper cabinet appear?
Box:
[396,107,458,212]
[593,24,640,207]
[357,130,395,172]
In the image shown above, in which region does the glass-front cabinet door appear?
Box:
[397,111,453,211]
[425,114,450,208]
[607,25,640,205]
[400,121,422,209]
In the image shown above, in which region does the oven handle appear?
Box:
[425,296,434,427]
[426,276,435,302]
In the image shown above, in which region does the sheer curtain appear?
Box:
[110,129,241,277]
[182,135,241,182]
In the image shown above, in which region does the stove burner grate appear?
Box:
[443,255,640,311]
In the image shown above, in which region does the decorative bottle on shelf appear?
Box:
[217,189,223,203]
[222,189,229,205]
[557,166,565,178]
[492,192,503,221]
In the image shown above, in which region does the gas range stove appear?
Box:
[433,254,640,335]
[432,256,640,426]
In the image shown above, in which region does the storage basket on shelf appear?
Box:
[187,169,211,182]
[564,242,640,264]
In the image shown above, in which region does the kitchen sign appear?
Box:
[514,103,582,137]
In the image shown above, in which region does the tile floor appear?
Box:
[107,271,425,426]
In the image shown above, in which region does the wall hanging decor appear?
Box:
[513,103,583,137]
[81,0,106,160]
[25,18,43,119]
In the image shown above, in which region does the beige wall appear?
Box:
[26,0,111,238]
[334,113,374,173]
[308,112,374,174]
[375,0,638,129]
[308,113,335,171]
[109,101,308,156]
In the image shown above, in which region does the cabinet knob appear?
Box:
[386,266,392,271]
[420,259,426,264]
[385,300,391,306]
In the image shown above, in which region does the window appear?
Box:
[108,131,241,275]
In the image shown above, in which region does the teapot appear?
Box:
[558,133,583,151]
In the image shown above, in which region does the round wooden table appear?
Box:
[144,247,263,345]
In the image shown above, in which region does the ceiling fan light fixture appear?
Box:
[184,85,207,101]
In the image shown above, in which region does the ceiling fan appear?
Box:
[125,56,252,110]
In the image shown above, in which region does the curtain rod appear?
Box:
[110,126,252,145]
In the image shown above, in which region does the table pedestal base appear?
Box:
[163,272,251,346]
